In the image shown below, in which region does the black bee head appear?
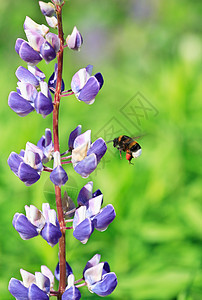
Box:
[113,138,119,148]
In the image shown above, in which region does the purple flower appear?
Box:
[71,65,104,104]
[34,90,53,118]
[13,203,61,247]
[15,16,58,65]
[66,26,83,51]
[8,142,43,185]
[50,151,68,187]
[68,125,81,151]
[73,182,116,244]
[48,63,65,94]
[40,203,62,247]
[54,262,81,300]
[39,1,55,17]
[83,254,117,297]
[8,66,53,117]
[46,33,60,52]
[40,41,56,63]
[68,125,107,178]
[8,266,54,300]
[15,38,43,65]
[37,128,54,163]
[55,261,73,281]
[62,274,81,300]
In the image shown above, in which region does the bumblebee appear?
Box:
[109,135,142,164]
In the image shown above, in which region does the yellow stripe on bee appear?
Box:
[129,140,137,147]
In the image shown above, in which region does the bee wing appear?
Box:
[130,133,146,140]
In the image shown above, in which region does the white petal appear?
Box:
[84,263,104,287]
[24,16,49,36]
[45,16,58,28]
[20,269,35,288]
[48,209,57,226]
[72,142,89,165]
[53,151,61,168]
[29,205,45,230]
[73,206,86,229]
[41,265,54,289]
[67,274,75,288]
[86,194,103,218]
[42,203,51,221]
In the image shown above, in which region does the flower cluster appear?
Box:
[68,125,107,177]
[7,129,54,186]
[8,13,103,117]
[8,0,118,299]
[9,266,54,300]
[8,66,53,117]
[73,181,116,243]
[9,254,117,299]
[16,16,59,65]
[7,126,106,186]
[13,203,62,247]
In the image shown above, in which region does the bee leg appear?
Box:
[119,151,122,159]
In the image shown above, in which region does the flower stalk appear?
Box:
[8,1,118,299]
[53,4,66,298]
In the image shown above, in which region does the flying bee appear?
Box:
[107,135,142,164]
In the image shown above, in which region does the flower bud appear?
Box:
[46,32,60,52]
[45,16,58,28]
[39,1,55,17]
[54,0,63,5]
[66,26,83,51]
[40,41,56,63]
[49,151,68,187]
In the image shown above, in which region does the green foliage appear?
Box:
[0,0,202,299]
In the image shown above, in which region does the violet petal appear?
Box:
[55,262,73,281]
[16,66,39,86]
[18,162,40,186]
[87,138,107,163]
[34,92,53,117]
[50,166,68,187]
[28,283,49,300]
[94,72,104,90]
[40,222,62,247]
[13,213,39,240]
[8,278,28,300]
[91,272,117,297]
[8,92,34,117]
[77,77,99,102]
[73,218,93,244]
[19,42,42,65]
[68,125,82,151]
[7,152,23,175]
[74,153,97,178]
[77,181,93,206]
[62,286,81,300]
[92,204,116,231]
[40,41,56,63]
[15,38,25,54]
[48,64,65,93]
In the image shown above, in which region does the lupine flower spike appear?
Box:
[8,1,118,299]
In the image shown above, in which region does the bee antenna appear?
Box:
[106,139,114,143]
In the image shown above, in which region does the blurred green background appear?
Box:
[0,0,202,299]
